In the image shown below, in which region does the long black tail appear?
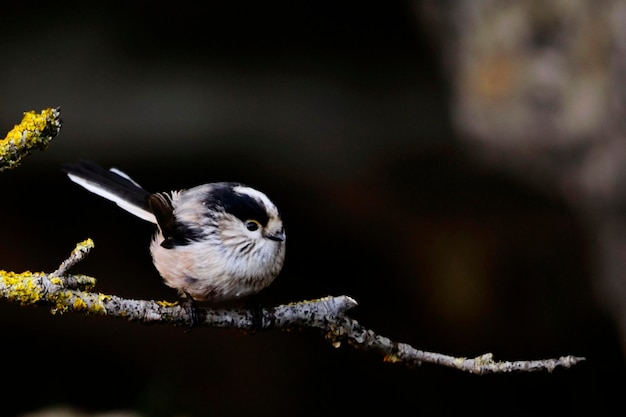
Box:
[62,160,156,223]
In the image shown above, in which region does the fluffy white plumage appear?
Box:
[63,161,286,303]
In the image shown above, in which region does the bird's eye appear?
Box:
[245,220,261,231]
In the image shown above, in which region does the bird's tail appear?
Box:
[62,160,157,224]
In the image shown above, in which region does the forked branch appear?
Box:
[0,240,585,374]
[0,107,585,374]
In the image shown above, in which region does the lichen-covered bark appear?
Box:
[0,260,582,373]
[0,107,61,171]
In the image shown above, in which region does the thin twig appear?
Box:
[0,109,585,373]
[50,238,95,279]
[0,240,585,374]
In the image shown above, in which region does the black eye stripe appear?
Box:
[206,184,270,226]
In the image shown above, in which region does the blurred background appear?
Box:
[1,1,623,416]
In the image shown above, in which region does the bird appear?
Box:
[62,160,286,309]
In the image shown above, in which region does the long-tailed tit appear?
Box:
[62,160,286,304]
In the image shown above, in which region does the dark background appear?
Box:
[1,2,622,416]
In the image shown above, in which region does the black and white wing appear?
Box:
[62,160,157,224]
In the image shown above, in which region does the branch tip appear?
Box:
[0,106,587,375]
[51,238,95,278]
[0,270,587,374]
[0,107,62,171]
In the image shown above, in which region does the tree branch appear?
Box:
[0,107,585,374]
[0,107,61,171]
[0,240,585,374]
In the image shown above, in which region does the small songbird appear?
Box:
[62,160,286,305]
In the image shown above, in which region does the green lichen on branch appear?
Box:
[0,107,62,171]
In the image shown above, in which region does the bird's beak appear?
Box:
[265,230,285,242]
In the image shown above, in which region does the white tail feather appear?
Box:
[67,173,157,224]
[109,167,143,188]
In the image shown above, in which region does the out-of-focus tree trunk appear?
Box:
[417,0,626,352]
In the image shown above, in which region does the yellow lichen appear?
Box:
[383,353,401,363]
[49,290,74,314]
[0,270,46,304]
[157,300,179,307]
[70,274,97,289]
[73,298,88,310]
[48,291,109,315]
[72,238,94,256]
[89,293,109,315]
[50,277,63,285]
[1,264,108,316]
[0,107,62,171]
